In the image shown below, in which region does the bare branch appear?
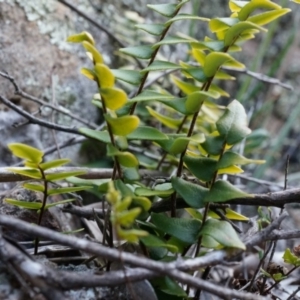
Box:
[0,167,165,182]
[151,188,300,212]
[0,234,69,300]
[245,211,289,248]
[0,94,81,135]
[222,66,293,90]
[0,215,266,299]
[0,71,98,129]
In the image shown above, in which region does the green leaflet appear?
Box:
[204,180,252,203]
[153,36,195,48]
[135,23,165,36]
[135,183,173,198]
[151,212,202,244]
[111,69,142,85]
[80,128,111,143]
[200,218,245,249]
[201,134,225,155]
[129,90,174,102]
[141,60,181,73]
[140,234,178,252]
[147,3,177,17]
[283,248,300,267]
[216,100,251,144]
[172,177,209,208]
[127,126,168,140]
[183,156,217,182]
[120,45,154,59]
[156,137,190,155]
[165,13,209,25]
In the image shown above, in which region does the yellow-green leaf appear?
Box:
[23,183,44,192]
[39,159,71,171]
[248,8,290,26]
[203,52,244,77]
[238,0,281,21]
[115,207,142,227]
[224,209,249,221]
[105,115,140,136]
[165,14,209,25]
[229,1,247,12]
[45,198,76,209]
[82,41,104,64]
[5,198,42,210]
[129,90,174,102]
[185,91,215,114]
[7,167,42,179]
[132,196,152,211]
[8,143,43,164]
[48,186,91,195]
[80,68,97,81]
[67,31,95,45]
[107,144,139,167]
[45,171,86,181]
[146,106,182,129]
[191,48,206,65]
[94,63,115,88]
[141,60,181,73]
[209,17,239,32]
[171,76,199,94]
[218,165,243,175]
[117,228,148,243]
[224,21,266,47]
[100,87,127,110]
[153,36,195,48]
[218,151,265,169]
